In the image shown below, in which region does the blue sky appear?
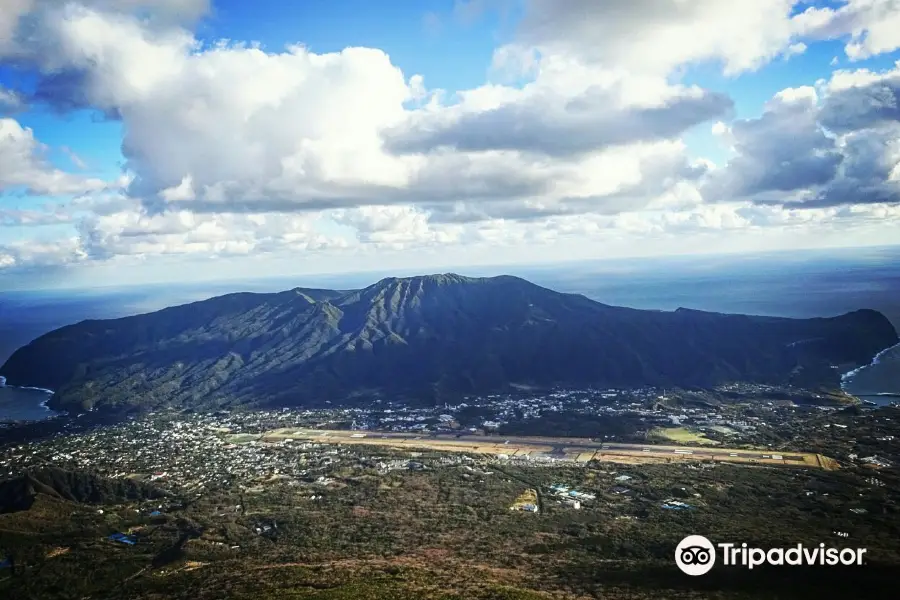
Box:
[1,0,900,289]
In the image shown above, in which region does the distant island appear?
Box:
[1,274,897,413]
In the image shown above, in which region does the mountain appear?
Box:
[0,468,167,514]
[0,274,896,412]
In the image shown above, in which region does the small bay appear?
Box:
[0,377,59,422]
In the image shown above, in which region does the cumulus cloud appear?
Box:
[507,0,802,75]
[76,200,349,261]
[818,64,900,132]
[504,1,900,74]
[704,88,844,201]
[808,124,900,207]
[26,6,418,212]
[0,0,208,56]
[705,62,900,208]
[794,0,900,61]
[386,71,732,157]
[1,5,714,225]
[0,237,85,270]
[334,205,463,248]
[0,117,111,195]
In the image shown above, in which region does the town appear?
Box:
[2,385,898,494]
[2,386,899,600]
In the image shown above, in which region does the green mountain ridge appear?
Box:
[0,273,896,412]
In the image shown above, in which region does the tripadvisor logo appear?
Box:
[676,535,717,575]
[675,535,867,576]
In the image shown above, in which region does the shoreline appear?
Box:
[840,342,900,385]
[0,375,55,396]
[840,341,900,400]
[0,379,60,422]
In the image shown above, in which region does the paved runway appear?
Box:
[262,428,831,469]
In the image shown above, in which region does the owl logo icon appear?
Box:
[676,535,716,575]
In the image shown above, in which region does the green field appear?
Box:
[647,426,719,445]
[224,433,262,444]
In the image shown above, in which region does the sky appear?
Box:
[1,0,900,290]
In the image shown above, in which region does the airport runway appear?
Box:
[259,428,833,469]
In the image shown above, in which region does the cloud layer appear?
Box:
[1,0,899,276]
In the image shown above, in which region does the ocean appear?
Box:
[508,245,900,404]
[839,342,900,405]
[0,377,59,423]
[1,245,898,420]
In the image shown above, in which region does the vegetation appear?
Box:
[1,459,899,599]
[0,468,167,514]
[2,275,896,413]
[648,427,719,445]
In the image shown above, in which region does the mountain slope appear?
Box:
[0,274,896,412]
[0,468,167,514]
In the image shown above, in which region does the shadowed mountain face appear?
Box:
[0,468,167,514]
[0,274,897,412]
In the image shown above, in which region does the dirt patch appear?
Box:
[45,546,70,558]
[509,489,539,512]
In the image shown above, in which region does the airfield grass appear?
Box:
[224,433,262,444]
[647,427,719,445]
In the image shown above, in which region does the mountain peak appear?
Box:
[370,273,532,290]
[375,273,474,286]
[354,274,545,308]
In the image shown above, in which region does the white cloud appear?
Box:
[785,42,808,58]
[0,86,25,112]
[794,0,900,61]
[706,64,900,208]
[76,200,350,261]
[0,205,73,227]
[508,0,802,75]
[386,59,732,157]
[0,0,208,56]
[0,236,85,270]
[30,6,419,212]
[704,88,843,201]
[334,205,463,248]
[0,117,111,195]
[6,5,717,226]
[1,0,900,277]
[818,61,900,132]
[60,146,88,170]
[507,1,900,75]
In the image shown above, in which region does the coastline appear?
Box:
[0,377,60,422]
[840,341,900,404]
[1,375,55,395]
[840,342,900,384]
